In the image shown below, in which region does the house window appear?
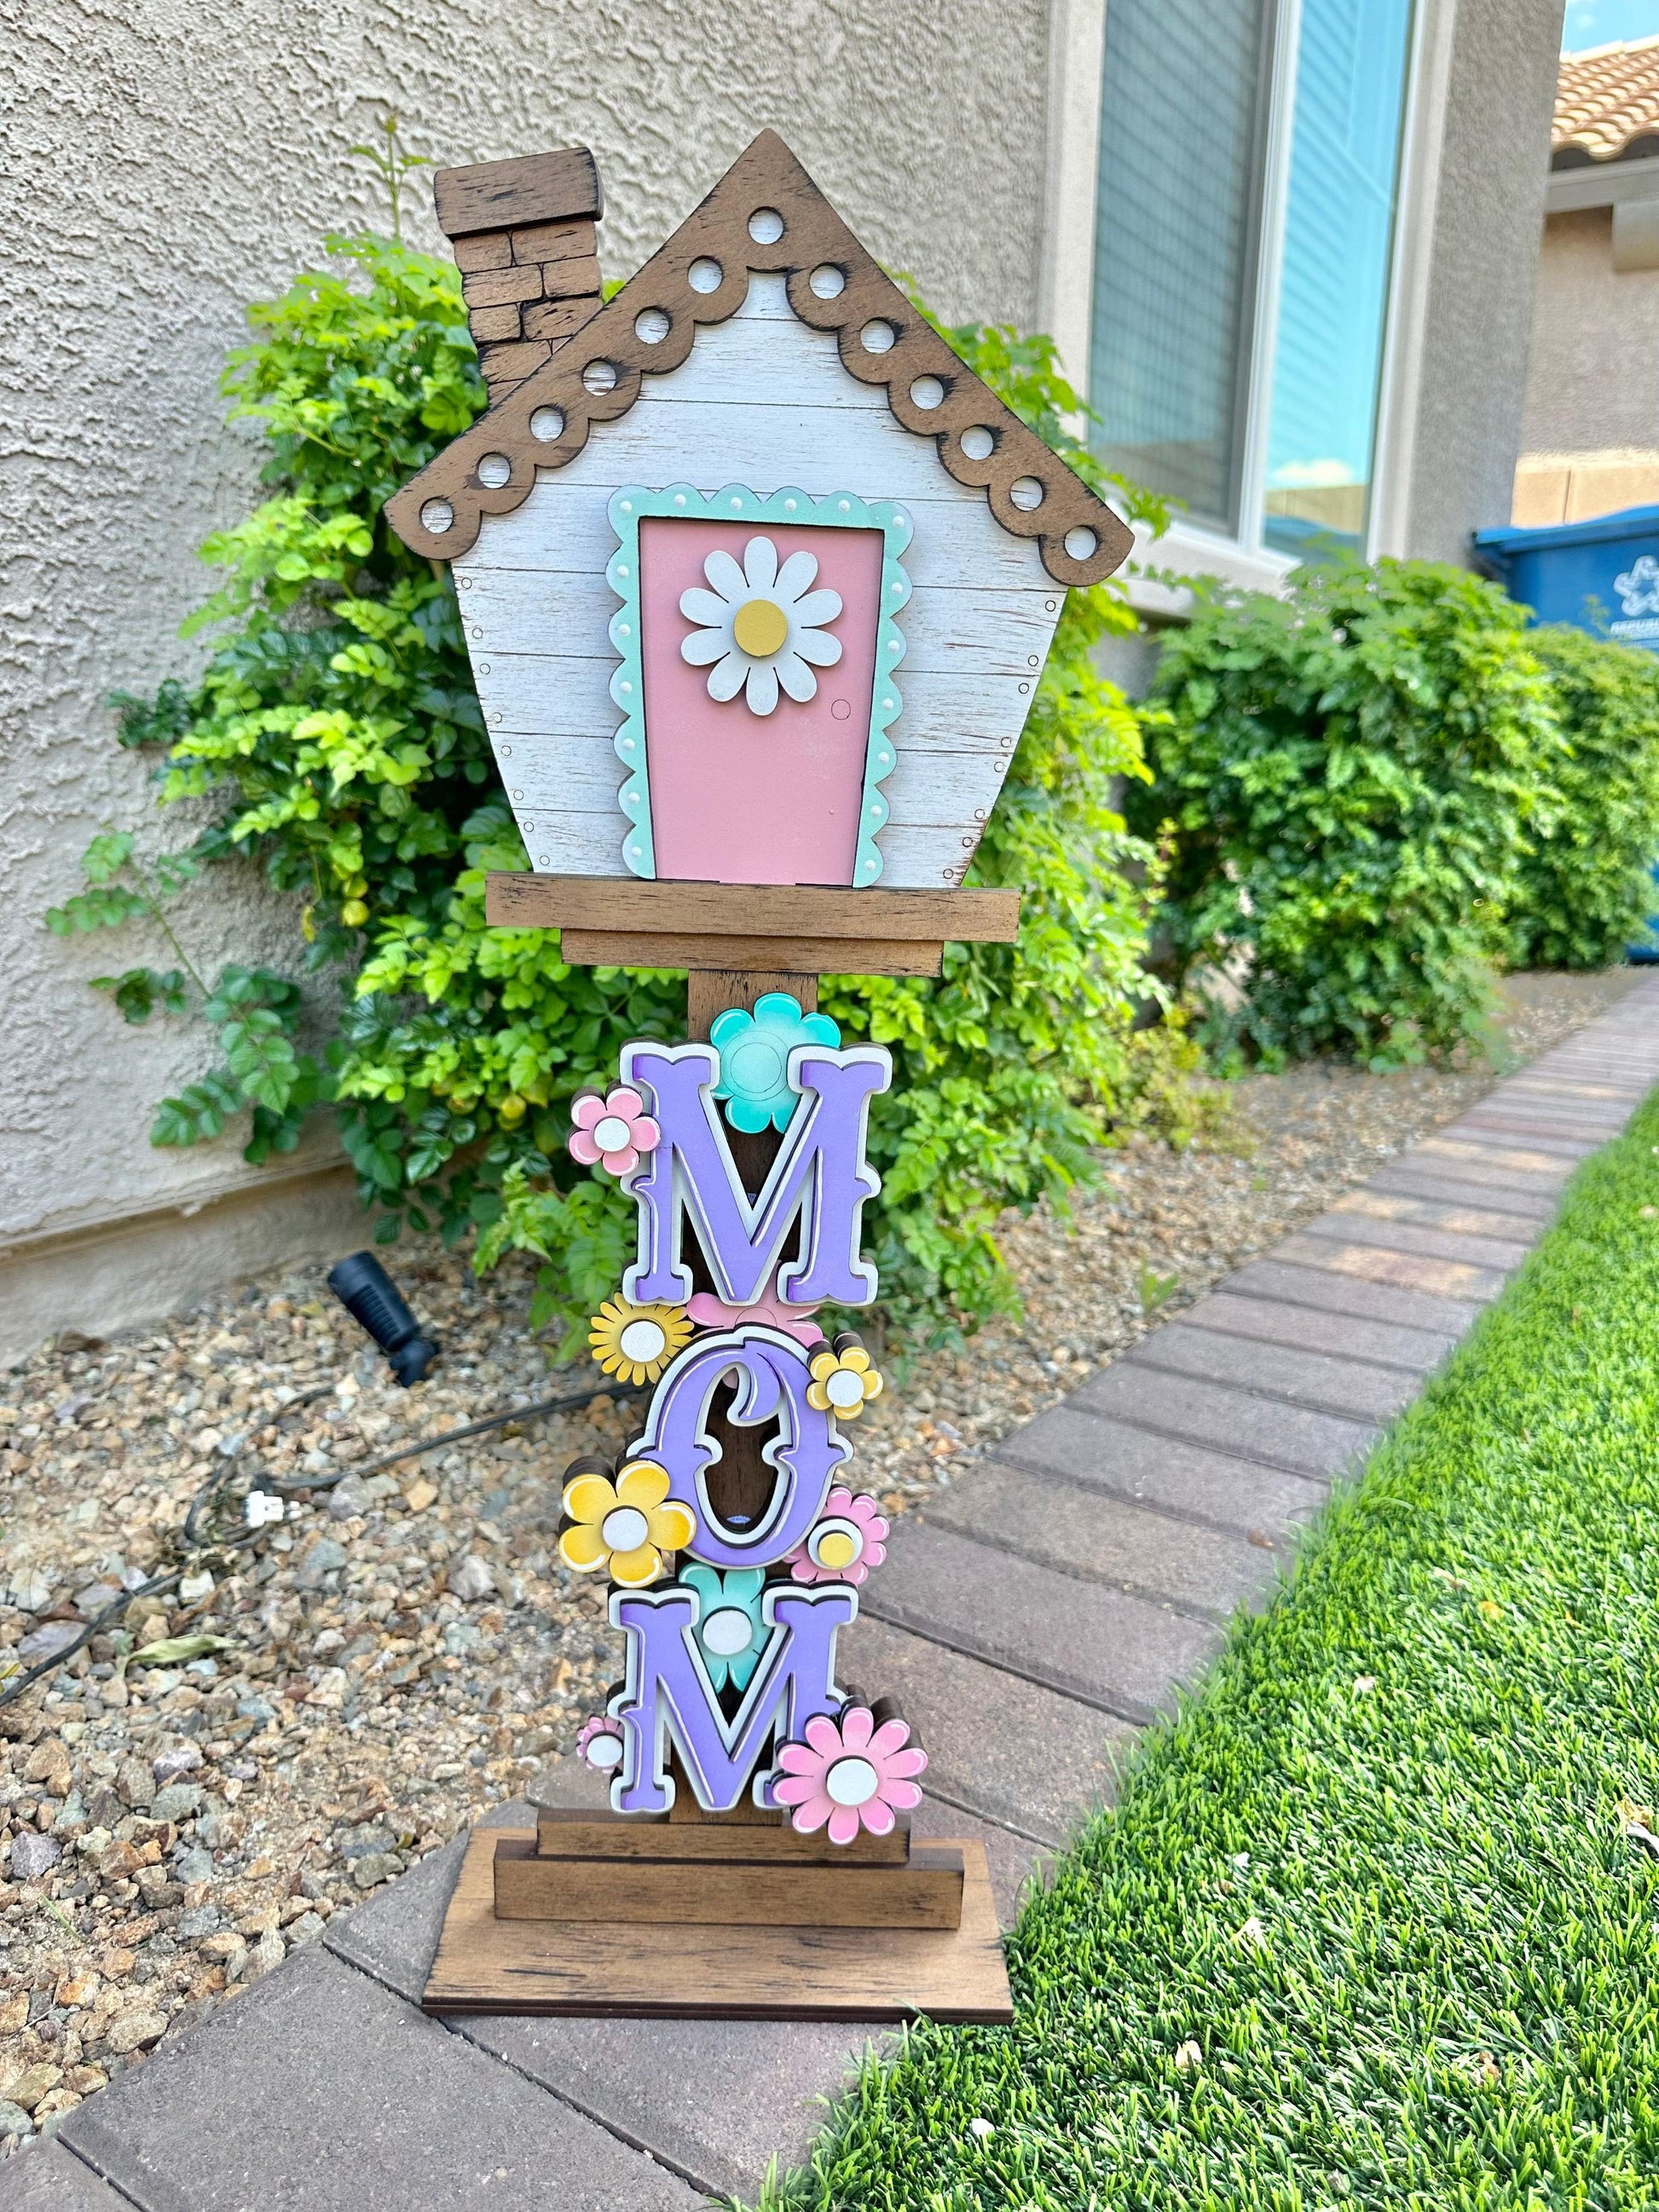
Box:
[1089,0,1415,559]
[1263,0,1415,556]
[1090,0,1276,532]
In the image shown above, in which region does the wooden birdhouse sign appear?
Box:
[390,130,1130,2022]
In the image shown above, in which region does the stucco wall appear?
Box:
[1523,206,1659,456]
[1403,0,1561,563]
[3,0,1049,1296]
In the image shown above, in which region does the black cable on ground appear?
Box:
[1,1372,643,1712]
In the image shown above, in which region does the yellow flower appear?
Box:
[588,1297,693,1387]
[806,1332,883,1420]
[558,1458,695,1586]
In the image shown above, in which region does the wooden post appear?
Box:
[680,967,819,1545]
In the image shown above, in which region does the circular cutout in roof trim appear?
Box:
[419,498,454,534]
[860,320,898,355]
[476,453,512,488]
[1064,526,1099,561]
[634,308,670,344]
[749,207,785,244]
[909,376,945,410]
[960,425,995,460]
[687,257,723,293]
[1009,475,1045,511]
[582,360,619,396]
[809,263,847,298]
[529,406,565,442]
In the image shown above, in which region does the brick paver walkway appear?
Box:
[10,975,1659,2209]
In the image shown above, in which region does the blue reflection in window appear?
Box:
[1263,0,1413,558]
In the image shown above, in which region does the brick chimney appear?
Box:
[433,147,605,401]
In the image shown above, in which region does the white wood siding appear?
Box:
[455,274,1063,887]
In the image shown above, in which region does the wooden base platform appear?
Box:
[422,1828,1014,2021]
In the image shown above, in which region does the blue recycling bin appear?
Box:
[1475,506,1659,961]
[1473,504,1659,651]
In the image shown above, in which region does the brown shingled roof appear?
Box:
[1553,36,1659,166]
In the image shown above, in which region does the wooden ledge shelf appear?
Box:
[484,873,1021,977]
[424,1828,1012,2021]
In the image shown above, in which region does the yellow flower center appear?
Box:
[732,597,789,657]
[815,1528,858,1569]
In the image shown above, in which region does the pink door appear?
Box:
[637,517,883,886]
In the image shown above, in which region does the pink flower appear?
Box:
[786,1487,888,1585]
[772,1706,926,1845]
[575,1714,625,1773]
[569,1086,660,1176]
[686,1286,824,1346]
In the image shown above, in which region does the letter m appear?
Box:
[620,1042,887,1308]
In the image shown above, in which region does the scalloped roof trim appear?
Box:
[385,128,1135,592]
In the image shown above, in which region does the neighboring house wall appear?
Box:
[1398,0,1560,565]
[1517,205,1659,523]
[2,0,1049,1362]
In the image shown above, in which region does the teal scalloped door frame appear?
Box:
[604,484,913,884]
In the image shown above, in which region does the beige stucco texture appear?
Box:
[3,0,1049,1354]
[1517,205,1659,523]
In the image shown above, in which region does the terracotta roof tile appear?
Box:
[1554,37,1659,165]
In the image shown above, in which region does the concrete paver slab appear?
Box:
[1128,1322,1420,1424]
[995,1403,1327,1539]
[0,2146,130,2209]
[918,1458,1278,1620]
[1409,1135,1577,1181]
[1331,1187,1557,1239]
[61,1946,702,2212]
[1224,1256,1484,1335]
[1267,1232,1509,1302]
[1361,1167,1558,1221]
[458,2013,886,2203]
[838,1614,1136,1845]
[1072,1360,1378,1478]
[1297,1210,1532,1272]
[1176,1288,1458,1372]
[862,1520,1220,1722]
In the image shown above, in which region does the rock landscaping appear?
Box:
[0,967,1631,2142]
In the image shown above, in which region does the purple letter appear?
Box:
[608,1583,858,1814]
[620,1042,888,1309]
[627,1325,849,1568]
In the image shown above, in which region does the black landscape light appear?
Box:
[326,1251,439,1386]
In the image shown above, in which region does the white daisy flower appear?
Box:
[679,536,844,716]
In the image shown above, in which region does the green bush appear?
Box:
[53,228,1191,1346]
[1506,624,1659,970]
[1133,558,1564,1066]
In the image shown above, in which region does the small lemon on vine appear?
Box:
[341,898,369,927]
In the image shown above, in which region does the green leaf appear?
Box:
[90,967,190,1024]
[44,886,151,936]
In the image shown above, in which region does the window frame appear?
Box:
[1041,0,1450,598]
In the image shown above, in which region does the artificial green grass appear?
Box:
[764,1094,1659,2211]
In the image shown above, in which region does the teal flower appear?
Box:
[710,993,841,1133]
[681,1564,767,1691]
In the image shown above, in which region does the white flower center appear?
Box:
[593,1115,633,1151]
[824,1755,880,1808]
[586,1730,624,1770]
[702,1606,753,1657]
[617,1318,668,1363]
[600,1505,650,1552]
[731,597,790,658]
[824,1369,866,1409]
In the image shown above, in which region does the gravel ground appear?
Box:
[0,967,1635,2140]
